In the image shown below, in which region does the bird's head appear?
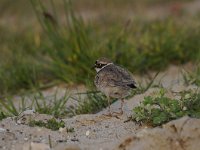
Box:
[93,57,113,72]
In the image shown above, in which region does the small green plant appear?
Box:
[133,89,200,126]
[0,111,7,121]
[33,92,70,118]
[0,97,28,117]
[191,68,200,86]
[182,64,200,86]
[29,118,65,131]
[0,91,70,119]
[75,91,109,114]
[190,66,200,86]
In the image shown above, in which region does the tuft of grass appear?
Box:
[0,26,51,96]
[133,89,200,126]
[0,91,70,120]
[0,90,112,120]
[30,0,200,83]
[75,91,109,115]
[193,67,200,86]
[190,66,200,86]
[0,0,200,96]
[182,64,200,86]
[30,0,95,84]
[0,112,7,121]
[0,97,28,117]
[33,92,70,118]
[29,118,65,131]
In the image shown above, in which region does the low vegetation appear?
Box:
[0,91,110,120]
[0,112,6,121]
[0,0,200,96]
[75,92,109,115]
[133,89,200,126]
[29,118,65,131]
[33,92,70,118]
[0,92,70,120]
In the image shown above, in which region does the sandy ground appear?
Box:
[0,64,199,150]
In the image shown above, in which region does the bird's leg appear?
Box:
[119,99,124,115]
[107,97,112,116]
[112,99,124,116]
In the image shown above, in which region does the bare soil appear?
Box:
[0,64,199,150]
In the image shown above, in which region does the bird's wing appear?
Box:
[97,64,136,88]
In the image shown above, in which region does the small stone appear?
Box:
[0,128,6,133]
[59,127,66,133]
[175,141,180,146]
[183,106,187,111]
[171,85,185,93]
[71,138,79,142]
[105,125,109,128]
[37,128,42,132]
[17,120,22,124]
[86,130,90,136]
[22,110,35,115]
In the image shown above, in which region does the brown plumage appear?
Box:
[93,57,136,116]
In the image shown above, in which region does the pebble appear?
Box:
[59,127,66,133]
[86,130,90,136]
[22,110,35,115]
[0,127,6,133]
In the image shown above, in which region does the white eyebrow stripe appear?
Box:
[97,63,113,72]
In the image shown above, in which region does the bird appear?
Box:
[93,57,137,116]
